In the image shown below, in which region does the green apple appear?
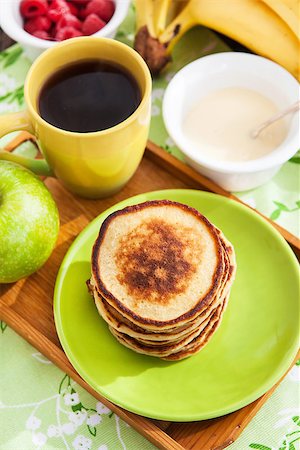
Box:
[0,160,59,283]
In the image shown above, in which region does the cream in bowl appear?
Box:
[163,52,300,192]
[183,87,288,162]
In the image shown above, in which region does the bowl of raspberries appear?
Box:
[0,0,130,60]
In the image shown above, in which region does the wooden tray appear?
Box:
[1,134,299,450]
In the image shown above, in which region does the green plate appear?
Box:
[54,189,300,421]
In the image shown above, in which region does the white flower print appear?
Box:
[64,392,80,406]
[151,88,165,101]
[26,415,41,431]
[0,74,17,97]
[32,352,51,364]
[151,104,160,116]
[62,422,77,435]
[72,435,92,450]
[165,136,175,147]
[96,402,111,415]
[0,102,19,114]
[68,410,87,426]
[243,197,257,209]
[47,424,60,438]
[289,364,300,382]
[32,432,47,447]
[274,408,300,429]
[87,413,101,426]
[165,71,175,82]
[98,445,108,450]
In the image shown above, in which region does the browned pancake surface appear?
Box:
[92,200,224,327]
[115,218,201,306]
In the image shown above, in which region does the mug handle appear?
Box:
[0,110,54,177]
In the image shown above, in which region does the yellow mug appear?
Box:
[0,37,152,198]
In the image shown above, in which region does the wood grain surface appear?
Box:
[0,133,299,450]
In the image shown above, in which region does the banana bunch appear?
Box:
[134,0,300,80]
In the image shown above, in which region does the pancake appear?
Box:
[90,230,235,341]
[90,259,225,336]
[98,293,222,347]
[88,199,237,361]
[110,295,228,359]
[162,320,219,360]
[91,200,225,330]
[162,293,230,360]
[95,290,222,344]
[109,299,224,356]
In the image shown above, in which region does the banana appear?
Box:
[261,0,300,40]
[165,0,191,26]
[153,0,172,35]
[134,0,171,75]
[159,3,196,50]
[280,0,300,18]
[140,0,189,37]
[135,0,156,37]
[159,0,299,80]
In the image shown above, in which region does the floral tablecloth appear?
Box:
[0,4,299,450]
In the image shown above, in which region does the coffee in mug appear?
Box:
[38,60,141,133]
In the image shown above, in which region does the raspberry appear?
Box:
[77,6,87,19]
[55,26,83,40]
[47,0,70,22]
[66,2,79,16]
[24,16,52,34]
[47,8,61,22]
[51,0,70,9]
[82,13,105,35]
[32,30,50,39]
[69,0,90,4]
[20,0,48,18]
[57,13,82,30]
[84,0,115,22]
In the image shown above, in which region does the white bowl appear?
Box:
[0,0,130,61]
[163,52,300,192]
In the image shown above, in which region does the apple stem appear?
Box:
[0,150,54,177]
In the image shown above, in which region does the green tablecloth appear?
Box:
[1,325,299,450]
[1,5,299,449]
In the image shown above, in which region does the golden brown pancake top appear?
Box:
[92,200,227,326]
[115,218,202,306]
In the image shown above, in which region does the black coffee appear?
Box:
[38,59,141,133]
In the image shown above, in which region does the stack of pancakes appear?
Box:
[88,200,236,361]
